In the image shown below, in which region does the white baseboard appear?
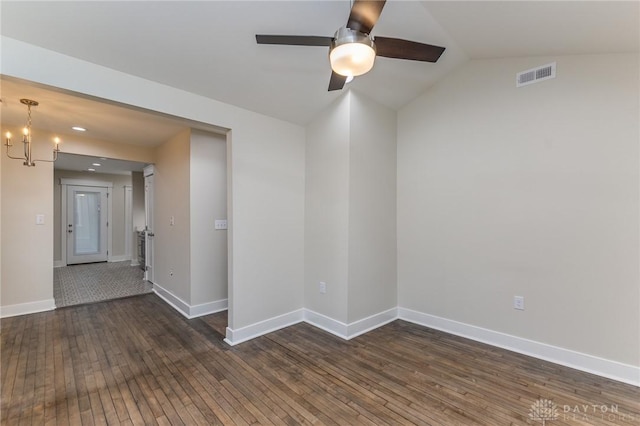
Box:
[345,307,398,339]
[1,299,56,318]
[53,260,65,268]
[130,260,140,267]
[150,289,640,387]
[225,307,398,346]
[108,255,130,263]
[153,284,191,318]
[224,309,305,346]
[153,283,227,320]
[303,307,398,340]
[398,307,640,387]
[304,309,349,339]
[191,298,228,317]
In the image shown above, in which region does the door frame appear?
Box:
[143,165,154,283]
[124,185,132,261]
[60,178,113,266]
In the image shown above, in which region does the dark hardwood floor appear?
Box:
[2,294,638,425]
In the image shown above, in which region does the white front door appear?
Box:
[66,185,108,264]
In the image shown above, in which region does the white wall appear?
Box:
[190,130,227,306]
[397,54,639,367]
[154,129,192,303]
[347,92,397,322]
[305,91,397,326]
[228,119,305,330]
[305,95,351,323]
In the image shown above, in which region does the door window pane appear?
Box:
[74,192,100,255]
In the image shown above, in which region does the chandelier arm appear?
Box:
[5,143,26,160]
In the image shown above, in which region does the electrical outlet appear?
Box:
[170,216,175,226]
[319,281,327,294]
[514,296,525,310]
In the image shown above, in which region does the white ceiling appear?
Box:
[0,1,637,154]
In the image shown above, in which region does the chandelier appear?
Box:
[4,99,60,167]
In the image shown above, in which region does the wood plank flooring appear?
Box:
[2,294,639,425]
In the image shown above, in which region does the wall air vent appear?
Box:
[516,62,556,88]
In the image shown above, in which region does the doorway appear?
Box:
[54,156,152,307]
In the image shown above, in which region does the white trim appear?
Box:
[1,299,56,318]
[224,309,305,346]
[107,186,113,261]
[152,283,191,318]
[303,309,348,339]
[54,260,65,268]
[397,307,640,387]
[143,165,154,177]
[108,255,130,263]
[345,307,398,339]
[124,185,132,260]
[130,260,140,267]
[152,283,228,319]
[60,178,113,188]
[224,307,398,345]
[190,299,228,317]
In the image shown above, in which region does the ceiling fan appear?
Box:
[256,0,445,91]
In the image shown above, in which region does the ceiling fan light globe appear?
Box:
[329,27,376,77]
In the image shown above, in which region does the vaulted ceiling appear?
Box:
[1,1,638,148]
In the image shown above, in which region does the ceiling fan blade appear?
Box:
[374,37,446,62]
[256,35,332,47]
[346,0,386,34]
[328,72,347,91]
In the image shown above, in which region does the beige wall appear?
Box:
[1,133,54,309]
[397,54,639,366]
[53,170,132,262]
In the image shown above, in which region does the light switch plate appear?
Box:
[215,219,228,230]
[36,214,45,225]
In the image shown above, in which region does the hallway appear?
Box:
[54,261,152,307]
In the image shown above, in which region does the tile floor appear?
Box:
[54,261,152,307]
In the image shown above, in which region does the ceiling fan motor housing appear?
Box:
[329,27,377,77]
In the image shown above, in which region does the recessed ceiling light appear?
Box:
[87,168,96,172]
[92,163,101,167]
[72,126,87,132]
